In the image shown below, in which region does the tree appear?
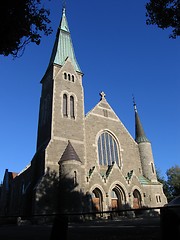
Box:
[0,0,52,58]
[156,167,171,200]
[156,165,180,202]
[146,0,180,38]
[166,165,180,200]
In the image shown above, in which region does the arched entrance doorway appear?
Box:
[133,189,142,209]
[110,185,126,211]
[92,188,103,212]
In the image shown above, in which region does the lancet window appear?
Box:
[63,94,68,117]
[62,93,76,119]
[97,131,120,166]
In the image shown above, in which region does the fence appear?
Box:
[0,206,179,240]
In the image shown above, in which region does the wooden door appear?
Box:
[92,197,100,211]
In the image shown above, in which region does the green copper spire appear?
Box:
[48,8,82,72]
[133,97,149,144]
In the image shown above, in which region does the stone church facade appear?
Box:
[0,8,167,216]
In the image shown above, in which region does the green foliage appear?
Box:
[0,0,52,57]
[156,165,180,202]
[156,167,171,200]
[166,165,180,199]
[146,0,180,38]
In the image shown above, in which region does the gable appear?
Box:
[86,97,119,121]
[85,96,135,143]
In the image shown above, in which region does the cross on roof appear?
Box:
[100,91,106,100]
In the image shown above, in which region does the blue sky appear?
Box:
[0,0,179,182]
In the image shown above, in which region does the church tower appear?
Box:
[37,8,84,150]
[33,8,85,212]
[134,101,157,182]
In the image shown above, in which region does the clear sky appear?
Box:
[0,0,179,182]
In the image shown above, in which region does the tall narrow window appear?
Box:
[74,171,77,185]
[151,162,155,173]
[64,72,67,79]
[70,96,75,118]
[103,109,108,117]
[63,94,68,117]
[98,131,120,166]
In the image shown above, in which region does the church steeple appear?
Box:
[133,97,157,182]
[133,98,149,143]
[48,7,82,73]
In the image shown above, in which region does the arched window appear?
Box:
[72,75,75,82]
[98,132,120,166]
[63,94,68,117]
[68,74,71,81]
[64,72,67,80]
[70,96,75,118]
[151,162,155,173]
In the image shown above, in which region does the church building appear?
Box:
[0,8,167,216]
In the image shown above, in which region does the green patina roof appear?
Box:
[139,175,161,185]
[48,8,82,73]
[139,176,151,185]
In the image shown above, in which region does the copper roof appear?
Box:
[48,8,82,73]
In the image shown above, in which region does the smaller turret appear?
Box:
[133,98,157,182]
[58,140,83,212]
[58,140,82,186]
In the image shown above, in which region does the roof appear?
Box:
[139,175,160,185]
[134,102,149,144]
[138,175,151,185]
[4,169,18,180]
[48,8,82,73]
[11,172,18,179]
[59,140,81,163]
[2,170,18,190]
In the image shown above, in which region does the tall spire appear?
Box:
[48,7,82,72]
[133,96,149,144]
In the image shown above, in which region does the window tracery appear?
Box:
[98,131,120,166]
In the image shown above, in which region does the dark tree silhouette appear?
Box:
[166,164,180,199]
[0,0,52,57]
[156,168,171,201]
[156,165,180,202]
[146,0,180,38]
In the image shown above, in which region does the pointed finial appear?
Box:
[100,91,106,100]
[132,94,137,112]
[62,0,66,10]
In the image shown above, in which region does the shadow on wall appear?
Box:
[35,167,92,215]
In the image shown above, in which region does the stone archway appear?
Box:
[110,185,126,211]
[133,189,142,209]
[92,188,103,212]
